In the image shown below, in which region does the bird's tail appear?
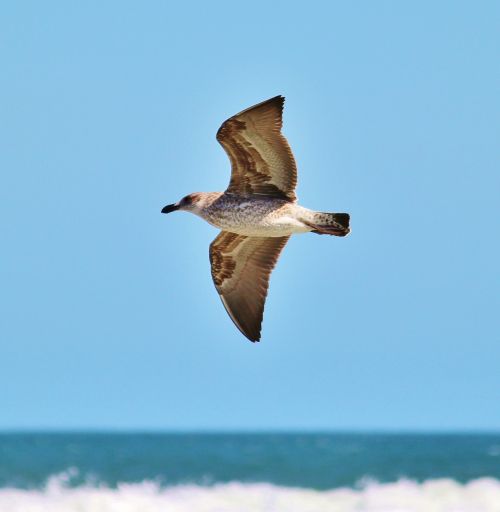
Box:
[306,212,350,236]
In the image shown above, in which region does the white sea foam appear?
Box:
[1,472,500,512]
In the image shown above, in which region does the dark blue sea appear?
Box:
[1,432,499,511]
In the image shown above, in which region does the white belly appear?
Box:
[209,215,311,237]
[199,199,315,237]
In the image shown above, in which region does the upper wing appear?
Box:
[216,95,298,202]
[209,231,290,342]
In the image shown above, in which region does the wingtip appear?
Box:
[243,324,262,342]
[218,294,262,343]
[247,94,285,113]
[240,326,262,343]
[271,94,285,108]
[251,94,285,112]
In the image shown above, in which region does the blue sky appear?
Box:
[1,1,498,431]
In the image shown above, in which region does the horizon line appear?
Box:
[1,427,499,435]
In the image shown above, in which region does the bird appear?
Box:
[162,95,350,342]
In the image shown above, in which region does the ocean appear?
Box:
[0,432,499,511]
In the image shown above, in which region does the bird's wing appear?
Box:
[209,231,290,342]
[216,95,298,202]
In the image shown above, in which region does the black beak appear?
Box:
[161,203,179,214]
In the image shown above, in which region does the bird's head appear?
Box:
[161,193,206,215]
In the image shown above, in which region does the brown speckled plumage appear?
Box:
[162,96,350,342]
[217,96,297,202]
[209,232,289,341]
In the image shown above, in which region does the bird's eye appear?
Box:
[183,195,192,205]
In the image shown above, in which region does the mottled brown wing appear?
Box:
[209,231,290,342]
[216,95,298,202]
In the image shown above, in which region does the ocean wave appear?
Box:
[1,471,500,512]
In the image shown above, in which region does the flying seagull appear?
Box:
[162,96,350,342]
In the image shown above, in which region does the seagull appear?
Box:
[162,96,350,342]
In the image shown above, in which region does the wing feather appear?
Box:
[209,231,289,341]
[216,96,298,202]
